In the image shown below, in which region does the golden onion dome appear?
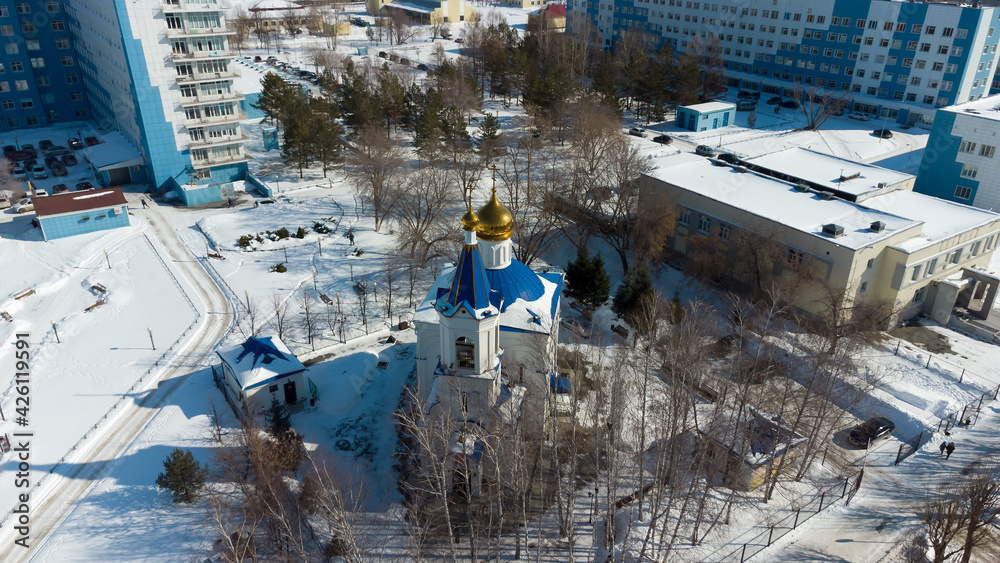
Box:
[476,189,514,241]
[461,206,480,232]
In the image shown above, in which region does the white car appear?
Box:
[11,166,26,179]
[30,164,47,179]
[848,112,871,121]
[33,189,48,197]
[0,195,10,209]
[12,198,34,213]
[628,127,646,138]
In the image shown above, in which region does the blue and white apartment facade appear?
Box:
[0,0,248,204]
[914,94,1000,212]
[568,0,1000,127]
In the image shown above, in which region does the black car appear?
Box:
[716,152,740,164]
[68,138,83,150]
[737,90,754,99]
[84,136,100,147]
[21,143,34,151]
[75,181,95,191]
[848,417,895,448]
[52,183,70,194]
[378,51,388,58]
[417,63,429,71]
[38,140,54,151]
[652,134,672,145]
[2,144,16,156]
[766,96,783,105]
[44,156,60,167]
[780,100,800,109]
[50,161,67,176]
[873,128,893,139]
[61,154,78,166]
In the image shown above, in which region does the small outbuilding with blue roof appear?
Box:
[216,336,308,413]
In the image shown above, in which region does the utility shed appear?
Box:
[33,188,130,241]
[676,101,736,132]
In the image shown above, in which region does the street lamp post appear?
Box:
[51,320,59,344]
[336,292,344,343]
[104,249,111,269]
[148,327,155,350]
[312,268,317,290]
[373,281,377,302]
[318,238,322,256]
[283,246,288,263]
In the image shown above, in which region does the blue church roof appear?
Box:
[484,259,546,312]
[443,244,499,314]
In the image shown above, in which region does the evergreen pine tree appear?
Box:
[252,72,293,130]
[477,112,503,161]
[155,448,208,503]
[612,267,654,323]
[281,89,315,177]
[589,252,612,306]
[266,396,292,437]
[565,246,595,304]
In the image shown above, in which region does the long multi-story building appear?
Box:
[0,0,248,204]
[0,1,89,128]
[568,0,1000,127]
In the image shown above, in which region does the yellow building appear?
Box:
[507,0,550,9]
[645,148,1000,327]
[527,4,566,30]
[370,0,476,25]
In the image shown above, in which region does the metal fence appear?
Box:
[886,338,1000,391]
[718,472,861,562]
[895,430,926,466]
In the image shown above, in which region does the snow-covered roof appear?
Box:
[382,1,436,14]
[646,153,919,250]
[861,189,1000,253]
[438,243,501,318]
[33,188,127,218]
[250,0,302,12]
[81,132,143,171]
[745,147,912,199]
[940,93,1000,123]
[216,336,306,391]
[680,101,735,113]
[416,260,562,334]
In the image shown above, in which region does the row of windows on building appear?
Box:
[0,57,74,71]
[0,91,82,110]
[0,20,66,35]
[908,235,996,300]
[0,106,88,127]
[0,2,61,17]
[0,73,79,93]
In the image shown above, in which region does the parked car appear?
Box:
[736,99,758,111]
[84,136,101,147]
[11,166,26,179]
[2,144,16,157]
[52,183,70,194]
[716,152,740,164]
[254,55,262,62]
[38,140,54,151]
[779,100,800,109]
[737,90,755,99]
[44,146,72,157]
[628,127,646,137]
[75,181,95,191]
[12,198,34,213]
[10,150,35,161]
[22,158,36,169]
[873,128,893,139]
[848,112,871,121]
[21,143,33,152]
[44,156,60,166]
[61,154,78,166]
[652,134,673,145]
[695,144,716,157]
[67,138,83,150]
[378,51,388,58]
[33,188,48,197]
[417,63,429,71]
[0,195,10,209]
[560,318,590,339]
[399,58,411,66]
[848,417,895,448]
[30,164,47,179]
[766,96,783,105]
[49,161,67,176]
[455,37,464,43]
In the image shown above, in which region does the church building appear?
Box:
[414,189,564,441]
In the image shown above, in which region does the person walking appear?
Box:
[141,198,149,209]
[349,232,355,246]
[227,197,233,208]
[940,442,947,455]
[946,442,956,459]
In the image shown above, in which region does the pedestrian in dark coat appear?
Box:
[227,197,233,208]
[141,198,149,209]
[946,442,956,459]
[940,442,947,455]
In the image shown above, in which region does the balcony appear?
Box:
[187,134,249,149]
[178,90,245,107]
[165,26,236,38]
[170,50,236,62]
[184,111,247,126]
[191,151,251,168]
[161,0,231,12]
[175,69,239,83]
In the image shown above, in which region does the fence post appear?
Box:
[822,446,828,467]
[741,543,747,563]
[819,493,825,512]
[768,525,774,547]
[842,477,849,498]
[977,394,984,414]
[895,444,904,466]
[794,509,801,529]
[926,354,932,369]
[959,368,965,383]
[895,341,900,355]
[960,405,968,425]
[993,384,999,400]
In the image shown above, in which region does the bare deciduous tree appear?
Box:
[346,126,406,232]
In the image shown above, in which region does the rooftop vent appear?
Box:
[839,171,861,182]
[818,191,835,200]
[870,220,886,233]
[794,183,810,192]
[822,223,845,237]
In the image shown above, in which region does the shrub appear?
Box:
[355,249,364,257]
[274,227,290,240]
[237,235,253,248]
[272,263,287,273]
[296,226,307,239]
[155,448,208,503]
[313,221,331,234]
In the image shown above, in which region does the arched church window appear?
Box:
[456,337,475,368]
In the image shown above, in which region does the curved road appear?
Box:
[0,196,234,562]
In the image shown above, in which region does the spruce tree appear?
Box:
[565,247,595,304]
[266,396,292,437]
[155,448,208,503]
[252,72,293,130]
[612,267,654,323]
[589,253,612,306]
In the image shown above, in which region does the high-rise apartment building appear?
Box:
[0,0,248,202]
[568,0,1000,127]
